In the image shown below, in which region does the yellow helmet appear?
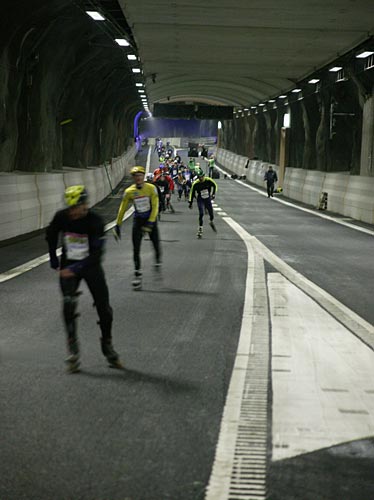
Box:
[64,185,88,207]
[130,166,146,175]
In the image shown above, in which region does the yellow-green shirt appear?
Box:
[116,183,159,225]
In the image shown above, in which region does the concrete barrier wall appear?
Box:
[217,148,374,225]
[0,144,137,242]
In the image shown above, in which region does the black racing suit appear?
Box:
[155,178,170,212]
[46,209,112,352]
[189,177,217,226]
[264,170,278,197]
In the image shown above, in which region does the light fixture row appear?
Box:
[234,49,373,117]
[86,10,149,109]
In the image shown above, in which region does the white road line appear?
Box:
[0,210,134,284]
[216,165,374,236]
[0,147,152,283]
[269,272,374,460]
[206,217,269,500]
[0,144,152,284]
[249,234,374,342]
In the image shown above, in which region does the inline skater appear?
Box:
[189,169,218,238]
[114,166,161,290]
[207,154,216,177]
[46,185,122,372]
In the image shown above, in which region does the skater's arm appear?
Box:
[46,212,62,269]
[189,181,198,203]
[148,184,159,223]
[209,178,218,196]
[116,191,131,226]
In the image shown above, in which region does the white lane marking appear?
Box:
[145,146,151,173]
[249,233,374,342]
[0,210,134,283]
[216,165,374,236]
[269,272,374,461]
[0,145,153,283]
[206,217,268,500]
[219,212,228,216]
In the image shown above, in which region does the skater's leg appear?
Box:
[84,267,121,366]
[60,275,81,370]
[132,219,143,271]
[84,266,113,342]
[149,222,161,264]
[206,199,214,221]
[197,198,205,227]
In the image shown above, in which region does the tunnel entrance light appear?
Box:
[356,51,374,58]
[115,38,130,47]
[329,66,342,72]
[127,55,137,60]
[132,68,141,73]
[86,11,105,21]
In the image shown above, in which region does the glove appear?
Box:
[49,253,59,270]
[142,221,154,234]
[188,202,193,209]
[113,224,121,241]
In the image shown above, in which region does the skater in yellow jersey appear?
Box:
[114,166,161,290]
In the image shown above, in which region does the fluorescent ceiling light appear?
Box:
[243,108,249,111]
[86,11,105,21]
[132,68,141,73]
[268,99,275,103]
[135,83,143,87]
[356,51,374,58]
[115,38,130,47]
[251,106,256,109]
[292,88,302,93]
[258,103,265,106]
[278,95,287,99]
[127,55,137,60]
[308,78,320,84]
[138,90,145,93]
[329,66,342,72]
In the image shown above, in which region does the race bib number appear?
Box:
[64,232,89,260]
[201,189,210,199]
[159,186,165,193]
[134,196,151,213]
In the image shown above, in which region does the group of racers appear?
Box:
[46,143,218,373]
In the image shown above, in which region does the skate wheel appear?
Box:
[108,360,124,370]
[66,363,80,374]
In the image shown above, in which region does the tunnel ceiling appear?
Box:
[118,0,374,108]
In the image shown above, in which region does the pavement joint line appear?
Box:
[215,164,374,236]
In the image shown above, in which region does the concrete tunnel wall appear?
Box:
[216,148,374,225]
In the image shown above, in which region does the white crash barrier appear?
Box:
[0,144,137,242]
[217,147,374,225]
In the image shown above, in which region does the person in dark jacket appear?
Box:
[46,185,122,372]
[189,168,218,238]
[264,165,278,198]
